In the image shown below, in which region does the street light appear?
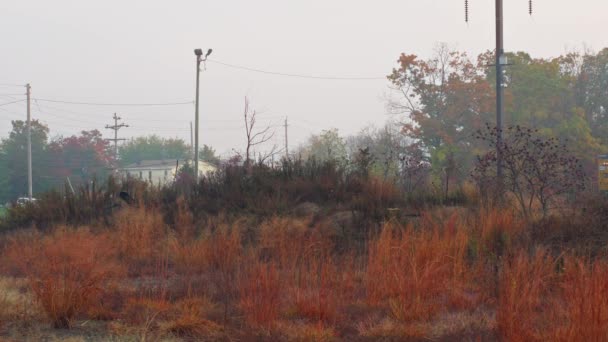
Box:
[194,48,212,181]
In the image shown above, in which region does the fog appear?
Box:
[1,0,606,156]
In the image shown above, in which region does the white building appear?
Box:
[118,159,217,186]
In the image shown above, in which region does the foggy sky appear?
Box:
[1,0,607,157]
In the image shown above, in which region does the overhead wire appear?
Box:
[34,98,194,107]
[29,102,252,133]
[0,99,26,107]
[0,83,24,87]
[207,60,386,81]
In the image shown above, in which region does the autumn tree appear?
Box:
[388,44,494,188]
[47,130,113,187]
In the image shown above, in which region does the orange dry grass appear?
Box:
[497,248,556,341]
[477,208,524,257]
[366,215,471,322]
[112,207,167,276]
[551,258,608,341]
[203,226,243,322]
[239,262,281,328]
[291,256,341,323]
[258,217,332,271]
[6,228,124,328]
[159,297,223,338]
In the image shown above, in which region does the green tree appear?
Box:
[575,48,608,146]
[199,144,220,165]
[480,50,604,168]
[0,120,51,202]
[119,135,190,166]
[301,128,347,164]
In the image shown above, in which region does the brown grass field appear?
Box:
[1,171,607,341]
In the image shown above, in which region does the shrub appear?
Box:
[7,228,124,328]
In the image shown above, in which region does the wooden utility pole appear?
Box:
[465,0,533,188]
[495,0,505,184]
[190,121,194,160]
[26,83,32,200]
[105,113,128,160]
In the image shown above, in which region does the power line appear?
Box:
[207,60,386,81]
[0,99,26,107]
[34,98,194,107]
[0,83,25,87]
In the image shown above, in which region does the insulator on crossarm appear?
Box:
[465,0,469,23]
[529,0,533,16]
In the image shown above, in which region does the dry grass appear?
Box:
[4,228,125,329]
[2,203,608,340]
[112,208,167,277]
[496,248,557,341]
[549,258,608,341]
[366,215,472,322]
[239,262,281,328]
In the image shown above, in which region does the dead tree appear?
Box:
[243,97,276,167]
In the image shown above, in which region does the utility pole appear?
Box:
[190,121,194,160]
[284,117,289,159]
[105,113,128,160]
[495,0,505,185]
[465,0,532,190]
[26,83,32,200]
[193,48,212,181]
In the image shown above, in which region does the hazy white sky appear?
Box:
[1,0,606,156]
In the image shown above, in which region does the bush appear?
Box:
[6,228,124,328]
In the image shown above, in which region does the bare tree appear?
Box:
[243,97,276,167]
[473,125,586,218]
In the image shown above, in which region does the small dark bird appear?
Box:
[119,191,133,204]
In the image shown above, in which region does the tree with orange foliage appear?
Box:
[388,44,494,190]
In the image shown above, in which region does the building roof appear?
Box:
[119,159,217,171]
[121,159,177,170]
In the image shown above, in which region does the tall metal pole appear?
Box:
[194,55,201,180]
[495,0,504,184]
[26,83,32,200]
[190,121,194,160]
[284,117,289,159]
